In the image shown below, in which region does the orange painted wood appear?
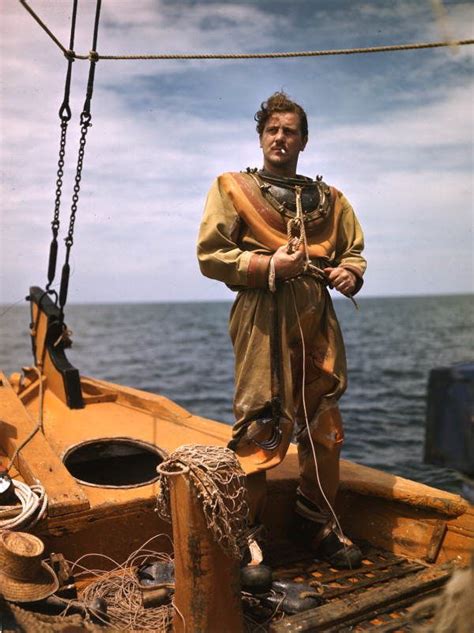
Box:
[169,473,244,633]
[2,366,472,567]
[0,372,89,516]
[339,459,468,517]
[30,304,68,405]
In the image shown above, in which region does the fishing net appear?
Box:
[156,444,250,560]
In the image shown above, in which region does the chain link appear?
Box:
[64,117,90,250]
[46,112,69,290]
[53,122,67,231]
[58,0,102,315]
[45,0,78,294]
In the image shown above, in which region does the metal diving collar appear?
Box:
[246,168,333,221]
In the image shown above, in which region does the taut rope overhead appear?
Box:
[19,0,474,62]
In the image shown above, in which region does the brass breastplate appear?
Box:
[245,168,332,222]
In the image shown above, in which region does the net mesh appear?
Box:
[156,444,250,560]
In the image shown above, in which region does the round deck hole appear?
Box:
[63,437,167,488]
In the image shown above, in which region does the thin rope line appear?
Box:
[19,0,70,57]
[0,296,26,318]
[289,284,352,568]
[6,365,45,473]
[88,40,474,61]
[18,2,474,61]
[290,285,344,536]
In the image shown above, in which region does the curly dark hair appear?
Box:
[254,91,308,138]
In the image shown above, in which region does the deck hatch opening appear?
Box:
[63,437,167,488]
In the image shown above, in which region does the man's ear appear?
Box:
[301,135,308,151]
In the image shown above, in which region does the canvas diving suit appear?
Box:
[197,169,366,523]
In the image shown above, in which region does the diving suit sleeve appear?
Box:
[197,176,271,289]
[333,193,367,294]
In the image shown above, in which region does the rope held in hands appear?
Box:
[287,186,359,308]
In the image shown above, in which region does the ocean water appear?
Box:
[1,294,473,494]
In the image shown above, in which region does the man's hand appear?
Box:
[323,266,357,295]
[273,244,304,280]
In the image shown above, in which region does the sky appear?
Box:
[0,0,473,304]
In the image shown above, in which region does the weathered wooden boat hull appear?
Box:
[1,289,472,630]
[1,370,472,569]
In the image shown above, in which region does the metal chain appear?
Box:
[45,0,78,294]
[58,0,102,315]
[65,114,90,252]
[46,120,68,294]
[58,114,90,311]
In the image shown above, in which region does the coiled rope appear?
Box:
[1,365,48,531]
[0,481,47,531]
[19,0,473,62]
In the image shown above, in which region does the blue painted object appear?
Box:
[424,362,474,476]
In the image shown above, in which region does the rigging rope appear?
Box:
[45,0,78,293]
[58,0,102,317]
[19,1,473,62]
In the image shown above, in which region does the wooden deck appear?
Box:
[257,542,454,632]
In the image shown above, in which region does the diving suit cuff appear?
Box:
[247,253,271,288]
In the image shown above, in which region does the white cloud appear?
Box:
[315,83,473,150]
[1,1,473,304]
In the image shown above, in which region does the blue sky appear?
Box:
[0,0,473,303]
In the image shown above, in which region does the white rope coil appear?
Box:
[0,480,48,531]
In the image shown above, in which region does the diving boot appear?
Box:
[240,524,272,594]
[295,514,363,570]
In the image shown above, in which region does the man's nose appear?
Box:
[275,128,285,140]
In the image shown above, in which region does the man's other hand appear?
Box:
[324,267,356,295]
[273,245,304,280]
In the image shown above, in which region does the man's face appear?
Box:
[260,112,307,177]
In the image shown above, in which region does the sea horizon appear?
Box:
[1,290,473,311]
[1,294,473,496]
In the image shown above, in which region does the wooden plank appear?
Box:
[84,375,233,443]
[340,459,468,517]
[270,564,452,632]
[335,489,474,565]
[38,501,172,568]
[324,588,440,632]
[317,562,425,601]
[0,372,89,517]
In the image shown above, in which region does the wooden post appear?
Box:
[165,465,244,633]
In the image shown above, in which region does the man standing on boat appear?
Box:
[197,92,366,569]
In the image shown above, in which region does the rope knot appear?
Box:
[88,50,99,63]
[63,48,75,61]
